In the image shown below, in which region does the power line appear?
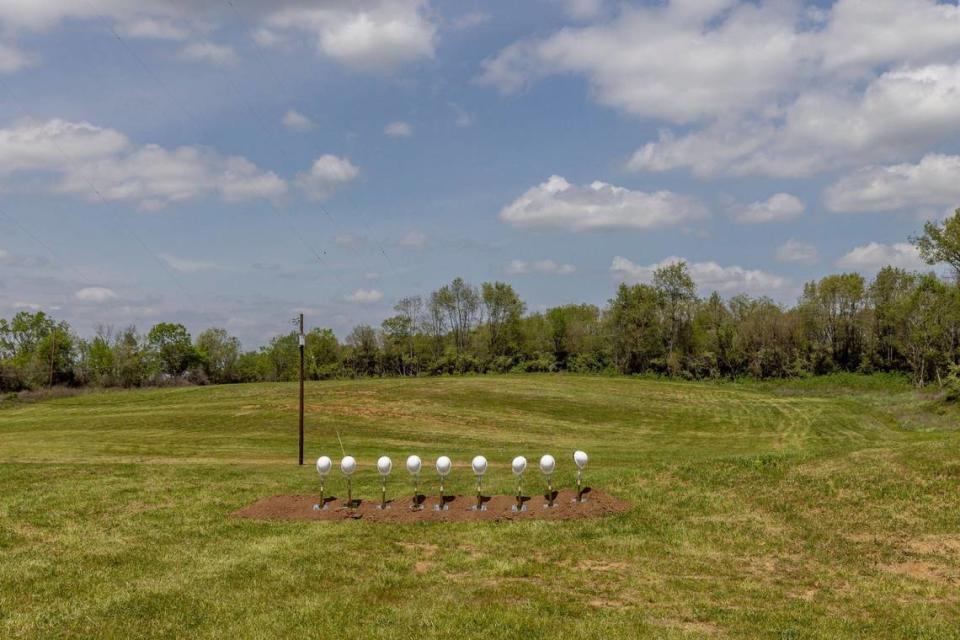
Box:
[81,0,349,289]
[223,0,396,273]
[0,78,197,305]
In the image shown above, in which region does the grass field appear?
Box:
[2,374,960,638]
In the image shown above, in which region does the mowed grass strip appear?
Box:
[1,374,959,638]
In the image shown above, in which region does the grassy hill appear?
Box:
[1,375,959,638]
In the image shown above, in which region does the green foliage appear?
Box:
[912,207,960,279]
[2,244,960,393]
[147,322,198,378]
[946,364,960,402]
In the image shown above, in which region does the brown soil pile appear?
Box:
[232,488,629,523]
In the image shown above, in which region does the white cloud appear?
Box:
[450,11,489,30]
[282,110,315,131]
[158,253,219,273]
[398,230,427,249]
[75,287,119,303]
[0,119,286,209]
[384,121,413,137]
[817,0,960,71]
[0,248,48,268]
[264,0,437,72]
[0,41,34,73]
[477,1,960,179]
[252,28,287,49]
[611,256,787,296]
[500,175,707,232]
[60,144,287,209]
[836,242,927,271]
[731,193,805,224]
[335,233,366,249]
[12,301,49,311]
[479,2,804,123]
[295,154,359,200]
[775,239,819,265]
[506,259,576,276]
[629,62,960,178]
[824,154,960,213]
[117,17,189,40]
[559,0,607,20]
[0,119,128,173]
[345,288,383,303]
[178,42,238,66]
[449,102,474,127]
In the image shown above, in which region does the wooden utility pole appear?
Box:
[49,330,56,388]
[298,313,305,466]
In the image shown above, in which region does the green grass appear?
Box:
[1,374,959,638]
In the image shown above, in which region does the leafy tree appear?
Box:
[345,325,380,376]
[306,328,340,379]
[653,261,697,367]
[113,326,149,387]
[912,208,960,282]
[800,274,866,372]
[147,323,197,378]
[867,267,915,371]
[195,328,241,384]
[607,283,664,374]
[902,274,952,386]
[546,304,602,370]
[481,281,525,358]
[431,278,479,356]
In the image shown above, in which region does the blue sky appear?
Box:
[1,0,959,347]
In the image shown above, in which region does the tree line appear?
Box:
[3,210,960,393]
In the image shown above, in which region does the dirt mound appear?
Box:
[232,488,629,523]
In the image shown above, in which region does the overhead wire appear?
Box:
[0,77,198,307]
[81,0,349,291]
[223,0,396,273]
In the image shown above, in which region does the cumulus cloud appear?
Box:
[282,110,315,131]
[450,11,489,30]
[775,239,819,265]
[611,256,787,296]
[0,248,50,269]
[449,102,474,127]
[479,1,804,123]
[398,230,427,249]
[0,2,437,74]
[731,193,805,223]
[0,119,127,173]
[499,175,707,232]
[384,121,413,137]
[836,242,927,271]
[61,144,287,209]
[264,0,437,72]
[506,259,576,276]
[75,287,119,303]
[158,253,219,273]
[559,0,607,20]
[478,1,960,179]
[817,0,960,71]
[628,62,960,178]
[824,154,960,213]
[345,288,383,303]
[335,233,367,249]
[0,119,286,209]
[117,17,189,41]
[178,42,238,66]
[0,41,34,73]
[295,154,359,200]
